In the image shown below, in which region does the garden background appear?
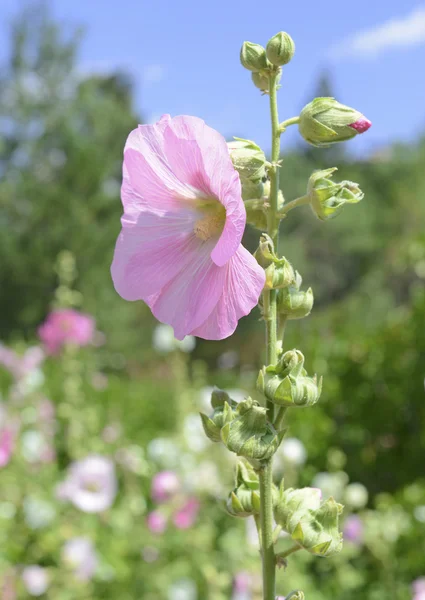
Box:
[1,3,425,599]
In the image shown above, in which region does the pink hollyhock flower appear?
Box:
[111,115,265,340]
[56,455,117,513]
[173,497,200,529]
[343,514,364,545]
[0,428,14,468]
[147,510,167,534]
[0,344,44,380]
[413,578,425,596]
[151,471,180,503]
[38,309,95,354]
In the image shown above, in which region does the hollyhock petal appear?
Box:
[111,212,201,301]
[150,242,226,340]
[164,116,246,266]
[191,245,265,340]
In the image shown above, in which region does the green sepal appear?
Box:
[277,272,313,319]
[200,389,237,443]
[307,167,364,221]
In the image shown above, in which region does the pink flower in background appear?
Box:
[0,428,14,468]
[413,578,425,596]
[111,115,265,340]
[151,471,180,503]
[0,344,44,380]
[343,514,364,545]
[38,309,95,354]
[147,510,167,534]
[62,538,98,581]
[57,455,117,513]
[173,497,200,529]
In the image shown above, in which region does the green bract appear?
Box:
[277,271,313,319]
[257,349,322,408]
[200,388,237,443]
[299,97,365,147]
[240,42,269,72]
[221,398,284,460]
[274,485,344,557]
[266,32,295,66]
[254,235,295,290]
[307,167,364,221]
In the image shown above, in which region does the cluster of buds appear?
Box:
[298,97,372,147]
[277,271,313,319]
[257,349,322,408]
[240,32,295,93]
[254,235,295,290]
[307,167,364,221]
[274,484,344,557]
[226,459,262,517]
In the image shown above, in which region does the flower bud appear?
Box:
[285,592,305,600]
[299,97,372,147]
[240,42,268,72]
[200,388,236,443]
[307,168,364,221]
[277,272,313,319]
[251,70,281,93]
[228,138,267,184]
[221,398,284,460]
[241,181,264,201]
[257,349,322,408]
[254,236,295,290]
[226,459,261,517]
[266,32,295,66]
[274,485,344,557]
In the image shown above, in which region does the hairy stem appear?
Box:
[259,460,276,600]
[277,194,310,217]
[259,67,283,600]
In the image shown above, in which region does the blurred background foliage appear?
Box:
[1,5,425,600]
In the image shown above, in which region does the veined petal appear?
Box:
[164,116,246,266]
[190,245,265,340]
[149,242,226,340]
[111,211,200,301]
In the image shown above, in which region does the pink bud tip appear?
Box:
[349,117,372,133]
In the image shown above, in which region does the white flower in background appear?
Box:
[62,537,98,581]
[281,437,307,465]
[153,324,196,354]
[168,578,197,600]
[57,455,117,513]
[22,566,49,597]
[311,471,349,501]
[23,497,56,530]
[183,413,207,453]
[183,460,222,495]
[21,430,48,463]
[147,438,181,469]
[344,482,369,509]
[217,350,239,370]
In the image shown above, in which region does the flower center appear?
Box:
[193,201,226,242]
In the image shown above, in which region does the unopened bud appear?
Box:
[200,388,236,443]
[228,138,267,184]
[299,97,371,147]
[221,398,284,460]
[240,42,269,72]
[277,273,313,319]
[266,32,295,66]
[226,460,261,518]
[307,168,364,221]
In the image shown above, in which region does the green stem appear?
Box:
[279,116,300,131]
[259,67,282,600]
[277,194,310,217]
[278,544,302,560]
[259,461,276,600]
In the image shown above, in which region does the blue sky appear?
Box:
[1,0,425,156]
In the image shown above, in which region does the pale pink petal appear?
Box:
[164,116,246,266]
[191,245,265,340]
[111,212,200,301]
[149,242,226,340]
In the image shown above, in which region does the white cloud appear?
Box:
[143,64,166,86]
[329,6,425,59]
